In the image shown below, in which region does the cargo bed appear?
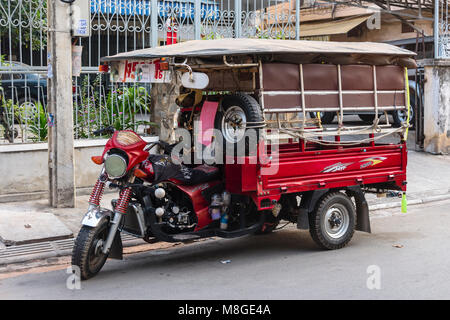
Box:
[225,140,407,210]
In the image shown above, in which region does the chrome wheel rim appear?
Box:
[19,101,38,117]
[94,239,104,256]
[323,204,349,239]
[20,100,37,109]
[88,228,107,270]
[221,106,247,143]
[397,105,414,123]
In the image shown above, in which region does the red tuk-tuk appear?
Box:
[72,39,415,279]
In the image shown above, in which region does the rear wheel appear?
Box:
[309,192,356,250]
[72,219,110,280]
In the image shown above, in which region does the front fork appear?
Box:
[101,185,133,254]
[85,171,135,255]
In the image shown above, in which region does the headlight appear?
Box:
[104,154,127,179]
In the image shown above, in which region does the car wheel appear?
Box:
[309,112,335,124]
[393,94,415,129]
[17,97,40,124]
[358,114,376,124]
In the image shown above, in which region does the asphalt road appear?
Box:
[1,199,450,300]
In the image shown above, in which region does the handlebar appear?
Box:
[145,141,160,152]
[93,126,115,136]
[145,140,178,155]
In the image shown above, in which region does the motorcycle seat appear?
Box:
[185,165,220,185]
[148,154,220,185]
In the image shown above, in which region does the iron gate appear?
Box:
[0,0,301,144]
[0,0,47,143]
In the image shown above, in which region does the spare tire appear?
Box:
[215,93,263,154]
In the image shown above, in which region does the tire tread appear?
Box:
[309,191,356,250]
[71,224,108,280]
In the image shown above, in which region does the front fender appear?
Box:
[81,205,113,227]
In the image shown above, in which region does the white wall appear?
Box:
[0,136,158,200]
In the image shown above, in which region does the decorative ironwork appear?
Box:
[0,0,303,144]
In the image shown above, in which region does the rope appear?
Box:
[277,124,408,147]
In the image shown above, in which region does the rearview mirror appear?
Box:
[181,72,209,90]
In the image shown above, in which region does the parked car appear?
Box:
[0,61,47,141]
[0,61,47,108]
[310,77,418,128]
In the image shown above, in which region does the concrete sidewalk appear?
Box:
[0,148,449,265]
[365,149,450,207]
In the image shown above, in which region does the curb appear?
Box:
[1,192,450,267]
[369,193,450,211]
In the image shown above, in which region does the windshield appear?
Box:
[0,61,44,81]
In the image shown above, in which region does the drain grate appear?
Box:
[0,233,143,264]
[0,242,54,258]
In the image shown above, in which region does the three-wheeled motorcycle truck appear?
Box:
[72,39,415,279]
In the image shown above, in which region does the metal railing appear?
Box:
[0,0,299,144]
[0,0,47,143]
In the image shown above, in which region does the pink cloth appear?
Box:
[197,101,218,146]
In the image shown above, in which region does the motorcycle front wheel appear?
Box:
[72,220,110,280]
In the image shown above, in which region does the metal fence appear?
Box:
[0,0,300,144]
[0,0,47,143]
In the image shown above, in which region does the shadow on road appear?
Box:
[93,227,372,282]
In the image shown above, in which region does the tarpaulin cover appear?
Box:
[101,38,416,62]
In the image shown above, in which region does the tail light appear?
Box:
[160,58,169,71]
[99,64,109,73]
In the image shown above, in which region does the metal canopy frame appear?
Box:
[258,62,409,143]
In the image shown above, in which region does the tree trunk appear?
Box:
[150,75,180,143]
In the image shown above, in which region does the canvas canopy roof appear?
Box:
[102,38,415,60]
[101,39,417,68]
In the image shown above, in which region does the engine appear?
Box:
[151,184,197,233]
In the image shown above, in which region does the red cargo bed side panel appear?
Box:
[262,145,405,191]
